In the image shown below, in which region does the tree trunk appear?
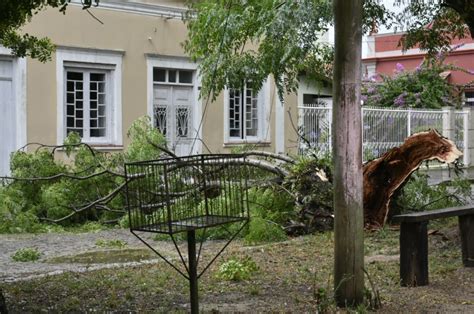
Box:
[332,0,364,306]
[363,130,462,227]
[0,289,7,314]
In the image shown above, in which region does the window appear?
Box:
[147,57,201,156]
[56,48,123,146]
[303,94,332,107]
[152,68,195,142]
[153,68,193,84]
[225,83,268,142]
[65,69,109,139]
[465,91,474,106]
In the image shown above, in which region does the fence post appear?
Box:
[361,107,365,154]
[464,106,474,168]
[297,106,303,154]
[463,108,470,166]
[407,108,411,136]
[442,106,455,140]
[329,105,333,153]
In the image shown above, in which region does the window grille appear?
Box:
[65,69,108,140]
[229,85,259,139]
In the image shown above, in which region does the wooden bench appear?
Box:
[392,205,474,287]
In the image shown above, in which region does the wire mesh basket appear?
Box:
[125,154,250,234]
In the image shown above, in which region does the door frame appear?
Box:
[146,55,201,155]
[152,84,194,155]
[0,47,27,174]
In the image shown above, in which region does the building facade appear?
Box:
[0,0,327,175]
[362,31,474,103]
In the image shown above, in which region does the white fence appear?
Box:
[298,105,469,164]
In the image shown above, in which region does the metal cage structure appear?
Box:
[124,154,251,313]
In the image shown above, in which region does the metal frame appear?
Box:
[125,154,251,313]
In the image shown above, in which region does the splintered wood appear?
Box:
[363,129,462,228]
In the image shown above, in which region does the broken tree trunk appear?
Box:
[363,129,462,228]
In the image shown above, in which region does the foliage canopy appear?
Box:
[0,0,98,62]
[184,0,334,101]
[184,0,474,100]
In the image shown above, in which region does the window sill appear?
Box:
[56,144,124,151]
[89,145,124,151]
[223,141,271,148]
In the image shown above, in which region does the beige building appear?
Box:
[0,0,331,175]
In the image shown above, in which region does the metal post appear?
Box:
[442,106,455,140]
[463,109,470,166]
[407,108,411,136]
[329,105,333,153]
[187,230,199,314]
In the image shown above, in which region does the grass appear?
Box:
[95,239,128,249]
[47,249,156,264]
[10,248,41,262]
[1,222,472,312]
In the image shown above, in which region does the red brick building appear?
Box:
[362,33,474,105]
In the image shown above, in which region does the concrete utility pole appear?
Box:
[332,0,364,306]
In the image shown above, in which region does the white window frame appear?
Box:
[146,55,202,154]
[0,46,27,153]
[56,47,123,146]
[224,79,271,144]
[64,68,111,143]
[152,68,195,86]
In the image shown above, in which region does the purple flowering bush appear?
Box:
[362,56,469,109]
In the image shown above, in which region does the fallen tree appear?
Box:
[0,128,464,232]
[285,129,464,232]
[363,129,463,228]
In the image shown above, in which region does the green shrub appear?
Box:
[247,187,295,224]
[118,214,130,229]
[11,247,41,262]
[391,171,471,216]
[124,116,166,162]
[95,239,127,249]
[196,221,247,241]
[0,116,167,233]
[216,256,258,281]
[152,233,171,241]
[244,217,288,245]
[79,221,106,233]
[362,52,466,109]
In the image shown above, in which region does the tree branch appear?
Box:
[40,181,127,223]
[1,169,125,182]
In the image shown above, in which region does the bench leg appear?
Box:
[459,214,474,267]
[400,221,429,286]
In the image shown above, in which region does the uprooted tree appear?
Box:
[0,121,464,232]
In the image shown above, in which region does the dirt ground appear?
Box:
[0,223,473,313]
